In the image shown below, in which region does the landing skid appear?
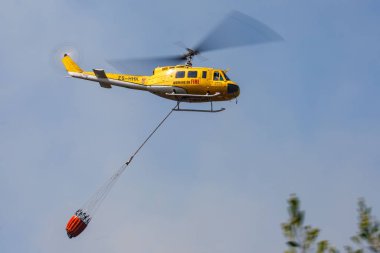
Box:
[173,101,225,113]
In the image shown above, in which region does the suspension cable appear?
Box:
[126,105,176,165]
[82,105,177,214]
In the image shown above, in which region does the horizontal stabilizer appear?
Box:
[93,69,112,88]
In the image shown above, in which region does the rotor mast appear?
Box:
[183,48,198,67]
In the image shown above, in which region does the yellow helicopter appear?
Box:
[62,11,282,113]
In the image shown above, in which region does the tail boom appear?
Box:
[62,54,148,91]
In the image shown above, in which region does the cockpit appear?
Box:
[213,71,230,81]
[213,70,239,95]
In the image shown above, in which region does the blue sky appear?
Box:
[1,0,380,252]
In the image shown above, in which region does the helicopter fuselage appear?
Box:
[63,55,240,103]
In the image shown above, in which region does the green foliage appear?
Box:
[317,241,338,253]
[345,199,380,253]
[281,196,380,253]
[282,194,337,253]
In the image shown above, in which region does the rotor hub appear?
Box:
[183,48,199,67]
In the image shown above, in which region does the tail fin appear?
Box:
[62,54,83,73]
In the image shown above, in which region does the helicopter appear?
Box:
[62,11,282,113]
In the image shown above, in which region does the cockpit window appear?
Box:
[219,72,225,81]
[213,71,225,81]
[213,71,220,81]
[222,71,230,81]
[175,71,185,78]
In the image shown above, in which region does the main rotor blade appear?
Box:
[194,11,283,53]
[108,55,185,75]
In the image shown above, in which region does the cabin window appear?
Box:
[188,71,197,78]
[175,71,185,78]
[202,71,207,78]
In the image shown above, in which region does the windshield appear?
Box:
[222,71,230,81]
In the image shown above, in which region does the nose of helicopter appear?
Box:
[227,83,240,95]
